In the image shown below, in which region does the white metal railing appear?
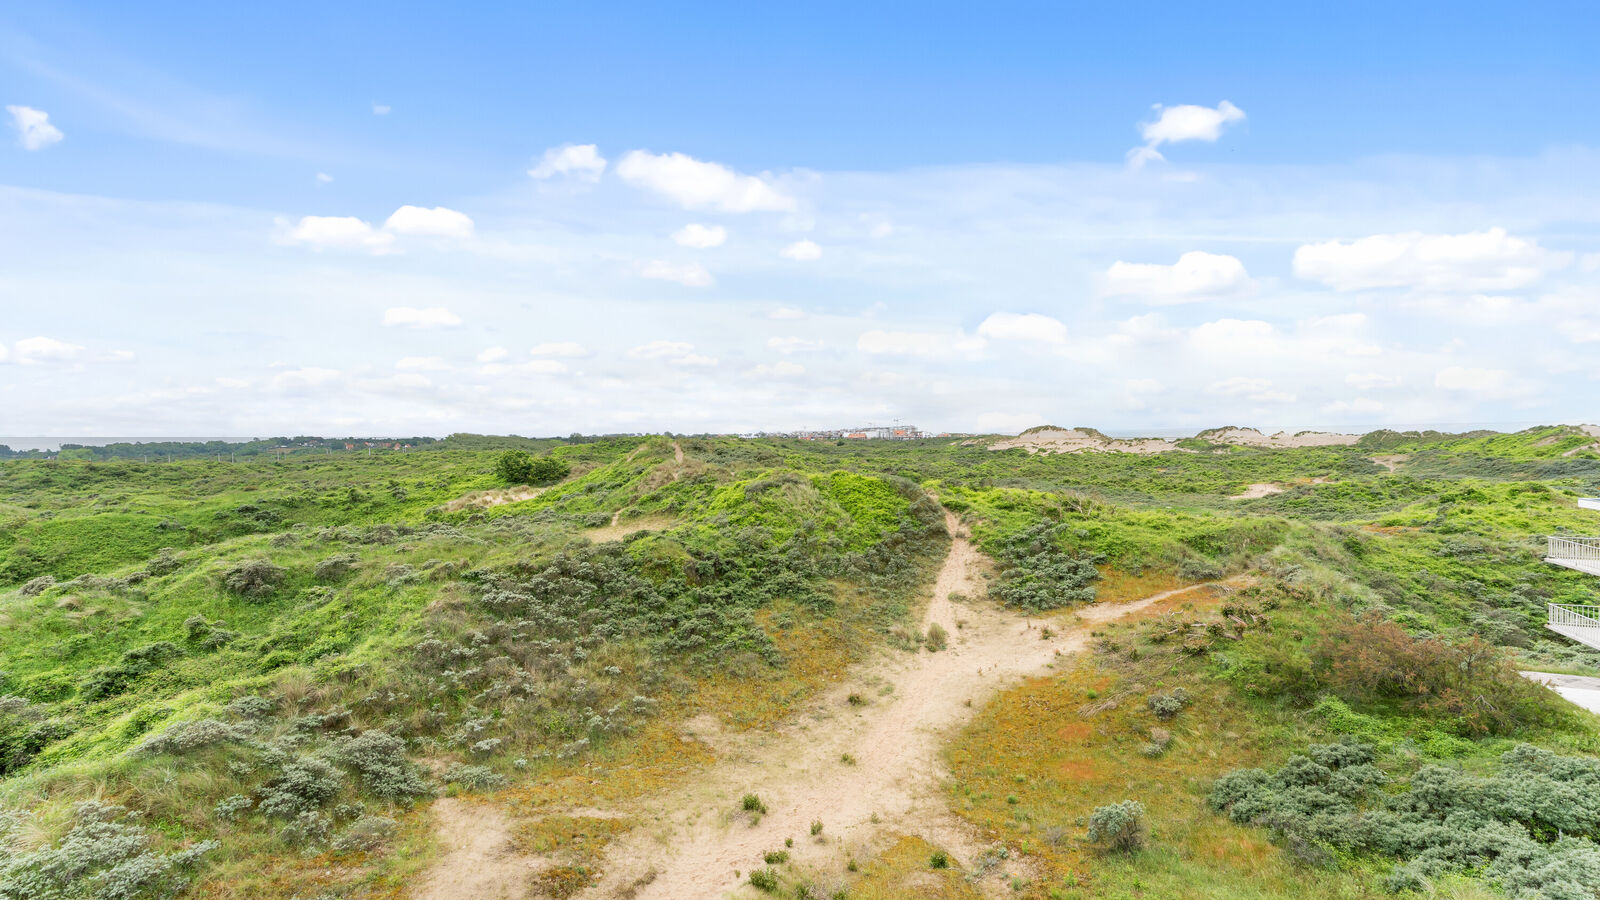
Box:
[1547,536,1600,561]
[1549,603,1600,629]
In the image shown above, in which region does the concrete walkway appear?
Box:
[1522,671,1600,714]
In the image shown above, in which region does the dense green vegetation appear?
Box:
[0,426,1597,898]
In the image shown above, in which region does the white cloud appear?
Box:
[627,340,693,360]
[1434,365,1514,396]
[747,361,806,378]
[528,144,607,181]
[479,359,569,376]
[476,346,509,363]
[857,330,986,359]
[626,340,717,367]
[1191,318,1277,353]
[1126,378,1164,394]
[616,150,796,212]
[13,336,84,365]
[372,103,391,115]
[977,411,1044,434]
[1322,398,1385,415]
[316,172,333,184]
[770,306,806,320]
[383,307,461,328]
[270,367,341,391]
[780,239,822,261]
[1128,101,1244,166]
[6,105,64,150]
[976,312,1068,345]
[869,220,894,238]
[672,223,727,248]
[1208,376,1295,403]
[1103,251,1251,302]
[1562,319,1600,343]
[530,342,587,357]
[284,215,395,253]
[641,259,715,287]
[396,356,450,371]
[0,343,8,364]
[1345,372,1401,390]
[383,205,475,239]
[767,337,823,354]
[1293,228,1569,292]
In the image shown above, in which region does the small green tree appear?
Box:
[494,450,536,484]
[527,456,571,484]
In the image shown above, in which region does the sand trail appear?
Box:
[577,511,1216,898]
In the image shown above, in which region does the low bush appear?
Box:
[1086,800,1147,853]
[258,756,343,818]
[327,730,431,802]
[443,764,506,792]
[312,554,358,582]
[222,560,286,599]
[0,801,217,900]
[748,867,779,892]
[925,623,948,652]
[1310,615,1561,735]
[331,816,396,854]
[1209,740,1600,899]
[989,522,1101,610]
[1147,687,1189,720]
[136,718,253,755]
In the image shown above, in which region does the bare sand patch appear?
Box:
[582,515,676,543]
[438,486,544,513]
[989,427,1180,455]
[1196,426,1360,448]
[1230,483,1286,500]
[989,425,1360,455]
[414,798,543,900]
[1371,454,1408,472]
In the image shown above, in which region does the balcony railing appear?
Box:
[1548,536,1600,561]
[1548,604,1600,651]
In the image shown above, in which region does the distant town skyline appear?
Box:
[3,3,1598,436]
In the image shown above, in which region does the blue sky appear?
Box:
[2,2,1597,436]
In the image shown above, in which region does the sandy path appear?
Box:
[580,511,1214,898]
[1230,482,1285,500]
[414,798,540,900]
[673,440,685,464]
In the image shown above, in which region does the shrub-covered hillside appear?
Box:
[0,429,1597,899]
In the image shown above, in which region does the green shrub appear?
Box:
[495,450,569,486]
[136,718,253,755]
[0,801,217,900]
[258,756,343,818]
[1146,688,1189,720]
[1086,800,1147,853]
[748,867,780,892]
[925,623,948,652]
[331,815,397,853]
[222,560,286,598]
[1209,740,1600,899]
[328,730,431,802]
[763,850,789,864]
[989,522,1101,610]
[443,764,505,792]
[929,850,950,869]
[312,554,358,582]
[742,793,768,814]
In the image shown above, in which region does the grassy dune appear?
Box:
[0,428,1596,898]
